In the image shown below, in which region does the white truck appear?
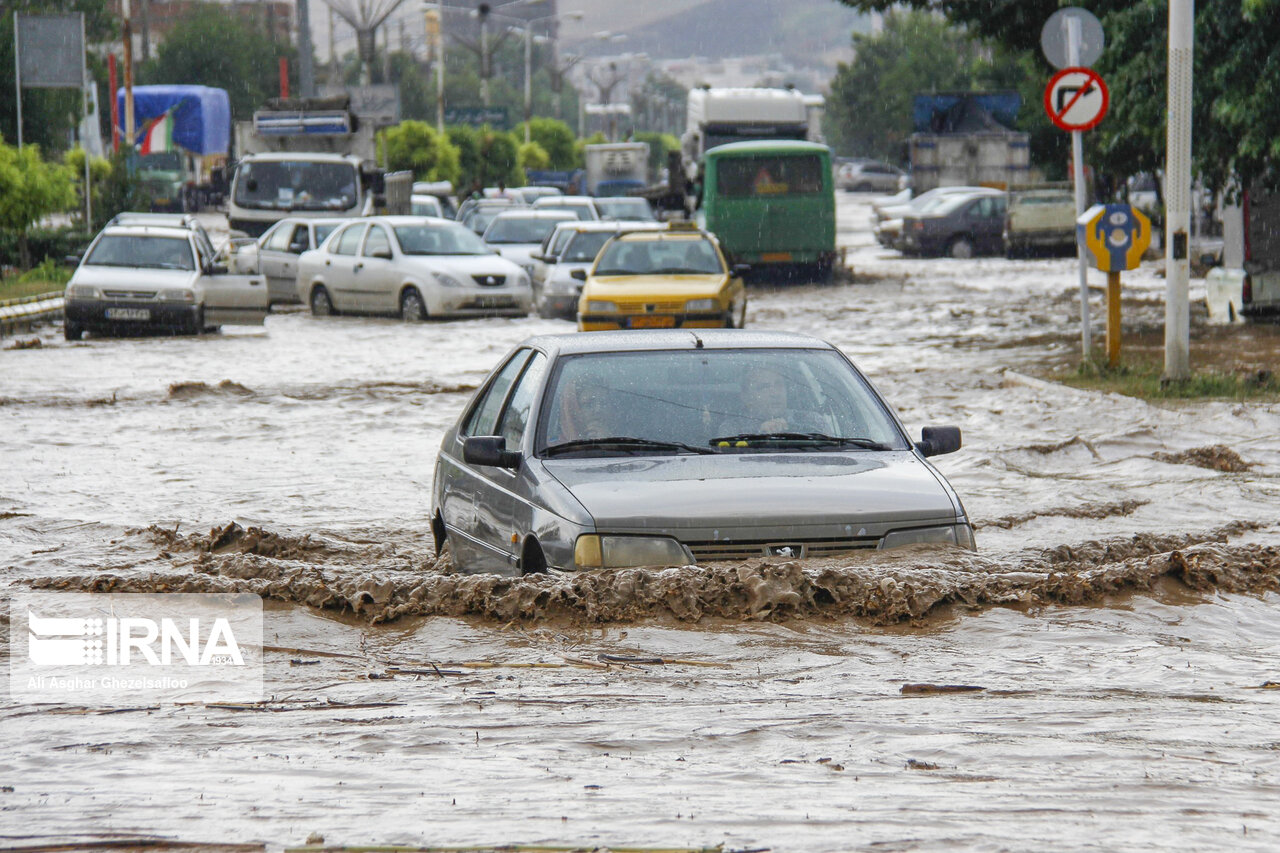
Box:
[228,96,408,237]
[1206,187,1280,323]
[908,93,1031,195]
[582,142,649,197]
[681,87,812,184]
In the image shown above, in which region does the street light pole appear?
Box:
[478,3,490,107]
[523,23,532,142]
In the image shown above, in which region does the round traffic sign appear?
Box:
[1044,67,1109,132]
[1040,7,1105,70]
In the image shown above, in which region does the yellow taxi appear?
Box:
[573,222,747,331]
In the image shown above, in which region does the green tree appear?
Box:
[446,125,482,192]
[517,141,550,172]
[138,4,295,121]
[478,129,523,187]
[634,131,681,177]
[837,0,1280,194]
[384,121,461,184]
[513,117,578,169]
[0,139,77,267]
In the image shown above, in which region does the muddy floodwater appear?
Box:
[3,196,1280,852]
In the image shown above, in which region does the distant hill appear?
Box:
[559,0,869,69]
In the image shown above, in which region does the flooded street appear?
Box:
[3,195,1280,851]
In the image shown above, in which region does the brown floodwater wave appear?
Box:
[23,521,1275,626]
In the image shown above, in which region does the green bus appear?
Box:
[698,140,836,277]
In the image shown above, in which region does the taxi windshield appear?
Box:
[594,238,723,275]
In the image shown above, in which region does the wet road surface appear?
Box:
[2,195,1279,851]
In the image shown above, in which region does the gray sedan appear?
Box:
[431,330,974,576]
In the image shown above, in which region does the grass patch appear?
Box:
[1057,359,1280,402]
[0,261,72,302]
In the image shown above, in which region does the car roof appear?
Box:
[535,196,597,205]
[612,228,714,243]
[99,224,194,238]
[357,215,459,227]
[521,329,837,358]
[552,220,664,234]
[489,209,579,220]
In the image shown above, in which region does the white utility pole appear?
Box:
[1164,0,1194,380]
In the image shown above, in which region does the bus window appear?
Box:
[716,155,824,198]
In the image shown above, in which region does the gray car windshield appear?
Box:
[394,223,491,255]
[485,218,564,244]
[595,238,723,275]
[86,235,195,271]
[539,349,906,455]
[562,231,616,262]
[595,199,656,221]
[234,161,357,211]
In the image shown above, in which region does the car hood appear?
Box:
[586,274,727,295]
[70,266,200,290]
[399,254,526,278]
[541,452,957,532]
[491,244,539,266]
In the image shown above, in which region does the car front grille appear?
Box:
[686,536,879,562]
[613,299,686,313]
[472,274,507,287]
[103,290,158,300]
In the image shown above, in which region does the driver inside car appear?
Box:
[719,366,826,435]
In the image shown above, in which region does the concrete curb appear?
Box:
[0,292,64,337]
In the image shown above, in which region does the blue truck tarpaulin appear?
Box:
[117,85,231,155]
[912,92,1021,134]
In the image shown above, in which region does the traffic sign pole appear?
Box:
[1069,23,1091,361]
[1107,271,1121,366]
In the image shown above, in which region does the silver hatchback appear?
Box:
[432,330,974,575]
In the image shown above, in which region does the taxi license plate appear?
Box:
[475,295,514,308]
[629,315,675,329]
[760,252,793,263]
[105,308,151,321]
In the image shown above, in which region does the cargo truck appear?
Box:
[908,93,1030,195]
[1206,187,1280,323]
[118,85,231,212]
[681,87,812,186]
[582,142,649,197]
[227,96,409,237]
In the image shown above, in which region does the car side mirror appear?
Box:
[289,241,309,254]
[463,436,522,469]
[64,253,82,266]
[371,248,393,260]
[570,269,587,281]
[732,263,751,277]
[543,254,558,264]
[915,425,961,457]
[208,263,229,275]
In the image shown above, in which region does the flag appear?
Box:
[137,110,175,155]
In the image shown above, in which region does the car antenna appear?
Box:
[690,332,704,349]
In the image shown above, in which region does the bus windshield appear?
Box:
[715,154,825,198]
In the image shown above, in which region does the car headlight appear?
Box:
[158,288,195,303]
[434,271,467,288]
[586,300,617,313]
[65,284,100,299]
[685,297,717,312]
[880,524,975,551]
[514,271,530,288]
[574,534,694,569]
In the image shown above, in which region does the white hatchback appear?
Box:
[295,216,532,320]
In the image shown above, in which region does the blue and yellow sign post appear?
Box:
[1076,203,1152,366]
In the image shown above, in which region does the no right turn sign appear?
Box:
[1044,66,1109,132]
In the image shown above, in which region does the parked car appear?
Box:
[458,199,521,235]
[1003,186,1077,257]
[837,160,906,193]
[575,222,747,331]
[593,196,658,222]
[872,186,999,248]
[901,191,1008,258]
[532,195,601,221]
[231,216,346,304]
[296,216,532,320]
[412,181,457,219]
[431,329,974,575]
[481,209,578,278]
[64,218,268,339]
[531,220,665,319]
[514,186,562,204]
[410,194,445,218]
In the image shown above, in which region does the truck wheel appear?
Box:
[947,236,975,260]
[310,286,335,316]
[400,287,427,322]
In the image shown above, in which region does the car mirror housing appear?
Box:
[915,425,962,457]
[570,269,587,281]
[371,248,393,260]
[289,241,309,254]
[463,435,522,469]
[732,263,751,277]
[208,263,229,275]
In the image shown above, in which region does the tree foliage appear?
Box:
[514,118,578,170]
[384,121,461,185]
[517,141,550,172]
[836,0,1280,193]
[138,4,295,121]
[0,139,78,267]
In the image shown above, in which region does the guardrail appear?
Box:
[0,291,64,337]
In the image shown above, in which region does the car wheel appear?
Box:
[189,307,205,335]
[400,287,427,322]
[854,182,873,193]
[64,321,83,341]
[948,236,975,260]
[521,539,548,575]
[729,295,747,328]
[310,285,335,316]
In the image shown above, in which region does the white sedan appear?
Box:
[295,216,532,321]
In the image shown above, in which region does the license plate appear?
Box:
[105,308,151,321]
[629,315,676,329]
[475,295,514,308]
[760,252,793,263]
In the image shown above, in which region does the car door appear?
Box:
[440,349,534,572]
[258,221,304,303]
[197,235,269,326]
[355,224,397,312]
[966,196,1006,254]
[325,222,367,311]
[484,351,549,570]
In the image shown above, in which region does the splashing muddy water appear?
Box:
[2,198,1279,851]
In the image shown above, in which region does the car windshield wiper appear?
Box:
[709,432,893,450]
[543,436,716,457]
